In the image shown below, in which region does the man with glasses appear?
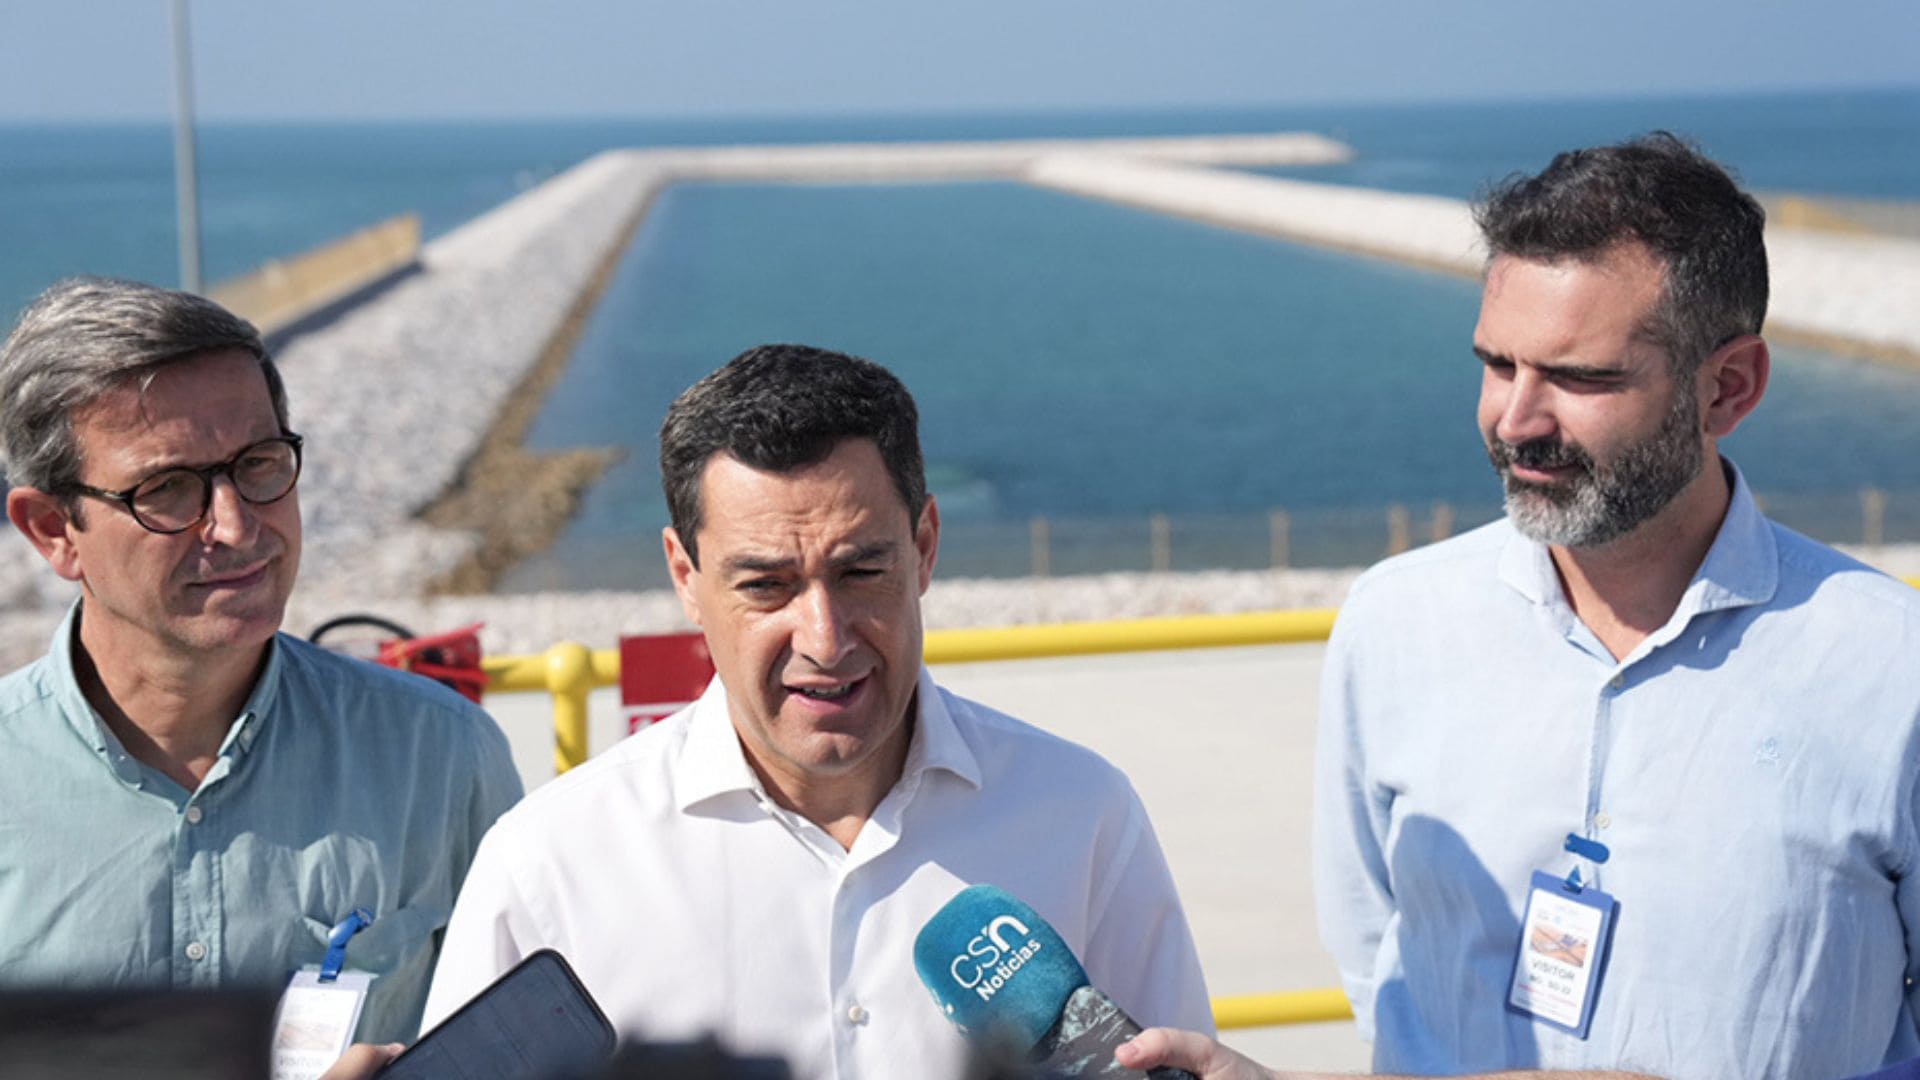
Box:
[0,277,522,1046]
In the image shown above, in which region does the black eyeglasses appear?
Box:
[64,434,304,535]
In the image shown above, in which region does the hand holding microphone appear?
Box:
[913,884,1199,1079]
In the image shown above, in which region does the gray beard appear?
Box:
[1489,386,1704,549]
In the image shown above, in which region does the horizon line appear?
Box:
[3,80,1915,128]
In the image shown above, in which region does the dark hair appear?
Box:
[1474,132,1768,375]
[0,276,285,496]
[659,344,926,566]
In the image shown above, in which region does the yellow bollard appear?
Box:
[545,641,594,774]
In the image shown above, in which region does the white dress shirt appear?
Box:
[423,667,1212,1079]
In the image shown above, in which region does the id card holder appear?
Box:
[1506,870,1617,1039]
[272,970,373,1080]
[271,908,375,1080]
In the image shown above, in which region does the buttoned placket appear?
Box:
[742,791,867,1077]
[168,710,256,989]
[746,766,925,1080]
[1567,603,1708,889]
[1560,616,1642,891]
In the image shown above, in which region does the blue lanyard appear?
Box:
[1562,832,1611,891]
[319,907,374,983]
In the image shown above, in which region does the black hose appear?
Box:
[308,613,417,645]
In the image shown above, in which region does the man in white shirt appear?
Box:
[422,344,1211,1078]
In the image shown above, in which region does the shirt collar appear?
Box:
[1498,457,1779,621]
[674,665,982,813]
[229,633,285,755]
[47,601,281,769]
[48,601,112,760]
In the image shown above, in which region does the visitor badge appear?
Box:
[272,970,373,1080]
[271,908,375,1080]
[1506,870,1617,1039]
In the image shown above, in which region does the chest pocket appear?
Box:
[294,904,450,975]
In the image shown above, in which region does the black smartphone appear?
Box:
[380,949,616,1079]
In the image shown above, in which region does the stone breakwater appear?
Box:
[0,134,1351,664]
[1028,155,1920,362]
[1,132,1917,669]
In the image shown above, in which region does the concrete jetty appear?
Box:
[1030,154,1484,275]
[629,131,1354,181]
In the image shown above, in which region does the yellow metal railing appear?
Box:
[478,609,1342,775]
[484,571,1920,772]
[1214,988,1354,1028]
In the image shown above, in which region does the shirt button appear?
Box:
[184,806,204,825]
[1609,674,1625,690]
[184,941,208,962]
[1594,812,1613,829]
[846,1004,868,1025]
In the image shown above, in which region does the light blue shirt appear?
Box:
[1316,462,1920,1079]
[0,603,522,1042]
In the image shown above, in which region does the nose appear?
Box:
[792,583,857,670]
[198,475,261,549]
[1490,367,1557,446]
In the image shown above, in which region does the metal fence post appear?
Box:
[1150,512,1172,573]
[1387,504,1411,555]
[1030,516,1051,577]
[1863,488,1889,547]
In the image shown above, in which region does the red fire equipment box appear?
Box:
[618,632,714,734]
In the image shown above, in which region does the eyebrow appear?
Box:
[720,541,898,577]
[722,554,794,576]
[115,433,285,482]
[1473,346,1627,381]
[835,542,898,567]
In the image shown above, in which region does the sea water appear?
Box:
[2,89,1916,585]
[506,175,1920,589]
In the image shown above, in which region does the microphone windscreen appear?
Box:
[913,884,1090,1053]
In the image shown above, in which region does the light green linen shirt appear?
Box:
[0,603,523,1042]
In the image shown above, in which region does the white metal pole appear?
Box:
[170,0,202,293]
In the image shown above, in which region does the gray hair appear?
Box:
[0,276,287,495]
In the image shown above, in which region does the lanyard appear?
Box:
[1562,832,1610,891]
[319,907,373,983]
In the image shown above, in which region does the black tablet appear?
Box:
[381,949,616,1079]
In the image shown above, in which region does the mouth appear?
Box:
[1490,437,1590,489]
[190,560,271,591]
[1506,462,1579,485]
[785,675,869,708]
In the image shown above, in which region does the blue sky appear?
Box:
[2,0,1916,121]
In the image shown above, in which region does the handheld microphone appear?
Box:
[912,884,1197,1079]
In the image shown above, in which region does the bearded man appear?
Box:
[1305,134,1920,1079]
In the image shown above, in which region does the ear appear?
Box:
[6,487,86,583]
[662,525,704,627]
[1699,334,1769,439]
[913,496,940,596]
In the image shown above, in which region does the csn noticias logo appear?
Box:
[948,912,1044,1002]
